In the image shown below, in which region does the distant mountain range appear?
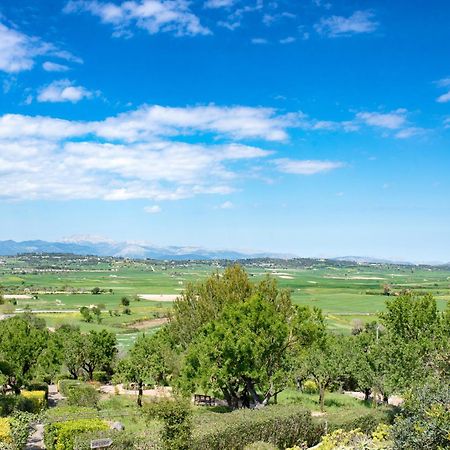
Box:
[0,239,292,260]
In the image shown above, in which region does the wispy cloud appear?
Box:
[216,200,234,209]
[204,0,236,9]
[437,92,450,103]
[42,61,70,72]
[37,80,94,103]
[315,10,378,37]
[274,159,345,175]
[0,21,80,73]
[144,205,162,213]
[65,0,211,37]
[251,38,268,44]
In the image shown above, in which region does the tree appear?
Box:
[176,268,325,408]
[91,287,101,295]
[116,330,172,406]
[379,293,447,390]
[79,330,117,380]
[120,296,130,307]
[391,381,450,449]
[0,316,49,392]
[79,306,92,323]
[91,306,102,324]
[296,335,349,411]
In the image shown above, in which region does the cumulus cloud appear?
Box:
[0,21,80,73]
[356,109,407,129]
[42,61,70,72]
[0,104,287,201]
[315,10,378,37]
[37,80,94,103]
[144,205,162,213]
[65,0,211,37]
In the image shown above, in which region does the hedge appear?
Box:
[26,382,49,400]
[58,381,99,408]
[58,380,82,397]
[21,390,47,413]
[325,409,393,435]
[45,419,108,450]
[0,395,34,417]
[0,418,11,444]
[191,405,323,450]
[74,430,161,450]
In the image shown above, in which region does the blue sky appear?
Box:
[0,0,449,262]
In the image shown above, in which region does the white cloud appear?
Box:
[356,109,407,129]
[315,10,378,37]
[274,159,345,175]
[92,104,297,141]
[0,21,81,73]
[394,127,424,139]
[0,105,282,201]
[279,36,296,44]
[37,80,94,103]
[251,38,268,44]
[435,77,450,88]
[42,61,70,72]
[204,0,235,8]
[437,91,450,103]
[65,0,211,37]
[217,200,234,209]
[144,205,161,213]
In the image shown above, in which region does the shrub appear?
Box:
[0,395,34,417]
[58,380,82,397]
[302,380,319,394]
[92,371,108,383]
[0,418,11,444]
[326,409,392,435]
[145,398,192,450]
[66,383,99,408]
[243,442,278,450]
[26,382,49,400]
[191,405,322,450]
[9,411,35,450]
[391,382,450,450]
[21,390,47,413]
[74,430,161,450]
[44,419,108,450]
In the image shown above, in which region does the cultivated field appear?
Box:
[1,254,449,349]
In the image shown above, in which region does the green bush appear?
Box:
[66,383,99,408]
[145,398,192,450]
[9,411,35,450]
[191,405,322,450]
[92,371,108,383]
[58,381,99,408]
[326,409,392,435]
[74,430,161,450]
[0,395,35,417]
[243,442,278,450]
[45,419,108,450]
[58,380,82,397]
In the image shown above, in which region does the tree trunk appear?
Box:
[137,381,143,407]
[319,386,325,412]
[364,388,371,401]
[246,380,262,406]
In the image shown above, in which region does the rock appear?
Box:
[111,421,125,431]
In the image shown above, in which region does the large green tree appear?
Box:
[174,266,324,408]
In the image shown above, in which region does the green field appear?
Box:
[1,254,449,349]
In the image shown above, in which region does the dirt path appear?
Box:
[128,318,169,330]
[25,385,63,449]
